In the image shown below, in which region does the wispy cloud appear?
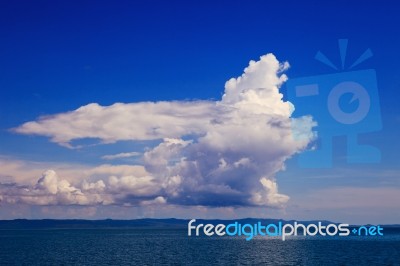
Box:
[102,152,141,160]
[13,101,217,148]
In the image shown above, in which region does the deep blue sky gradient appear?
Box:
[0,0,399,221]
[1,0,399,164]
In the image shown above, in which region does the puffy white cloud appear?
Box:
[81,180,106,192]
[253,178,290,206]
[0,169,164,206]
[36,170,59,194]
[0,170,106,206]
[8,54,316,208]
[139,196,167,206]
[0,157,149,185]
[0,159,161,206]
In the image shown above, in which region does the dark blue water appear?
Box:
[0,228,399,265]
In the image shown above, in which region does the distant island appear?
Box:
[0,218,399,229]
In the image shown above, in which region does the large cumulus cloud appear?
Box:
[7,54,316,208]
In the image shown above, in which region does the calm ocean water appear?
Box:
[0,228,399,265]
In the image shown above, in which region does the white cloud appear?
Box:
[0,157,149,185]
[101,152,141,160]
[14,101,217,148]
[8,54,316,208]
[0,169,164,206]
[0,157,165,206]
[0,170,107,206]
[108,175,160,196]
[252,178,290,206]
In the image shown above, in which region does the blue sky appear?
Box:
[0,0,399,223]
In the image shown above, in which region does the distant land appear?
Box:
[0,219,399,229]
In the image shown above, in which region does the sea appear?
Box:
[0,228,399,265]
